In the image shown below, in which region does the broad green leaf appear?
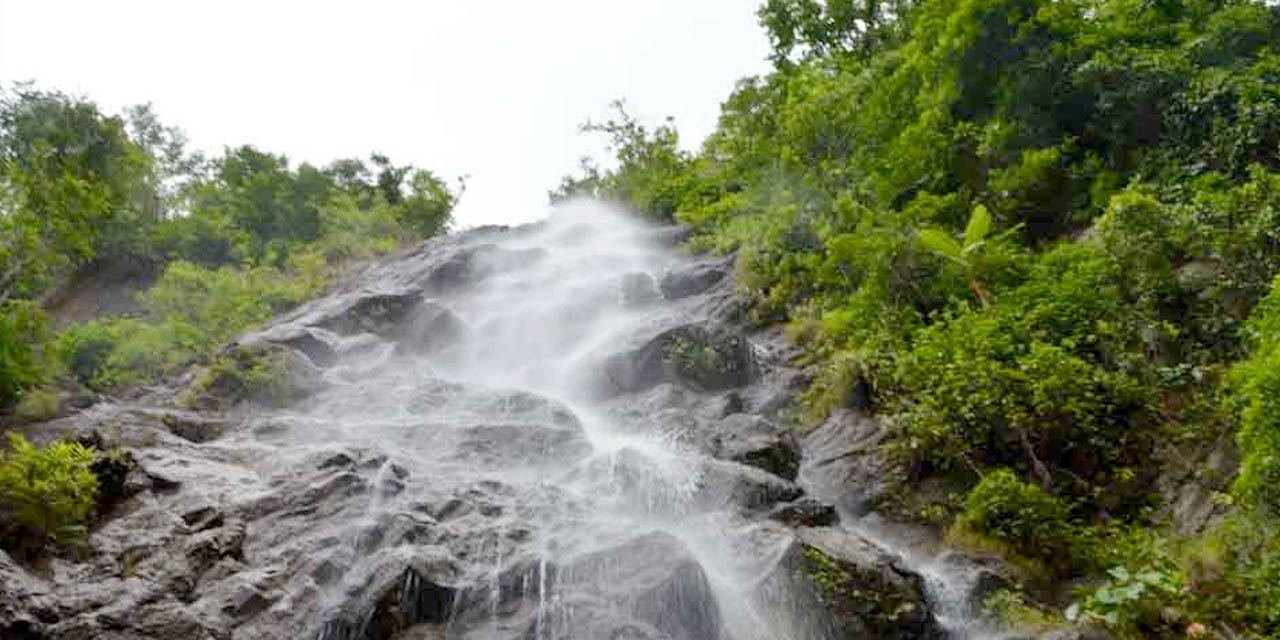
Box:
[964,204,992,248]
[918,228,964,262]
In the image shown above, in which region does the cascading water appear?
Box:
[2,199,997,639]
[245,201,831,639]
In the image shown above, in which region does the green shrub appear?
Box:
[182,345,290,410]
[1228,275,1280,515]
[0,434,99,551]
[983,589,1059,633]
[0,300,53,407]
[954,469,1075,565]
[14,387,60,421]
[1183,514,1280,634]
[1066,565,1184,637]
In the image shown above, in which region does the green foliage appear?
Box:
[182,346,290,410]
[918,204,1022,304]
[0,82,458,403]
[0,300,53,407]
[1227,275,1280,516]
[1066,565,1184,636]
[0,434,98,550]
[0,85,152,299]
[1182,513,1280,634]
[954,469,1075,565]
[800,545,853,603]
[14,388,60,422]
[552,101,708,222]
[983,589,1060,633]
[55,257,330,391]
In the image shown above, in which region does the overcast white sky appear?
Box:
[0,1,771,228]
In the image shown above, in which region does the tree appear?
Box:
[0,86,150,301]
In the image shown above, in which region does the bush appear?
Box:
[953,469,1075,565]
[14,387,60,422]
[1066,565,1184,637]
[1228,275,1280,515]
[0,434,99,552]
[0,300,53,407]
[181,345,291,410]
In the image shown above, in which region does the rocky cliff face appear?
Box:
[1,205,946,640]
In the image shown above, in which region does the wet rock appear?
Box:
[454,421,591,466]
[318,562,458,640]
[659,259,728,300]
[936,550,1018,613]
[786,527,945,640]
[185,519,247,578]
[702,459,805,511]
[73,432,141,515]
[160,411,230,443]
[802,409,893,516]
[558,532,724,640]
[0,551,58,637]
[1025,626,1113,640]
[601,324,755,395]
[721,428,801,481]
[185,343,326,411]
[395,300,465,355]
[312,291,426,338]
[222,582,277,619]
[620,272,661,307]
[767,498,839,527]
[718,392,745,417]
[249,324,339,368]
[421,244,546,294]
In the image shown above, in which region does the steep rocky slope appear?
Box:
[2,206,949,640]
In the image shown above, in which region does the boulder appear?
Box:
[394,300,465,356]
[248,324,338,368]
[659,260,728,300]
[802,409,893,516]
[183,343,326,411]
[420,245,546,294]
[718,423,801,481]
[767,498,839,527]
[601,325,755,395]
[620,272,661,308]
[557,532,724,640]
[785,527,945,640]
[311,291,426,338]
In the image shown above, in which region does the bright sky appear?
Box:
[0,1,772,228]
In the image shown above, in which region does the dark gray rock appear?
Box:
[420,244,546,294]
[659,260,728,300]
[802,409,894,516]
[557,532,724,640]
[722,427,801,481]
[248,324,339,368]
[767,498,839,527]
[601,324,755,395]
[310,291,426,338]
[186,342,327,411]
[785,527,945,640]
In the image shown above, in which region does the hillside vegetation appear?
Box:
[0,85,457,410]
[0,86,456,554]
[562,0,1280,636]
